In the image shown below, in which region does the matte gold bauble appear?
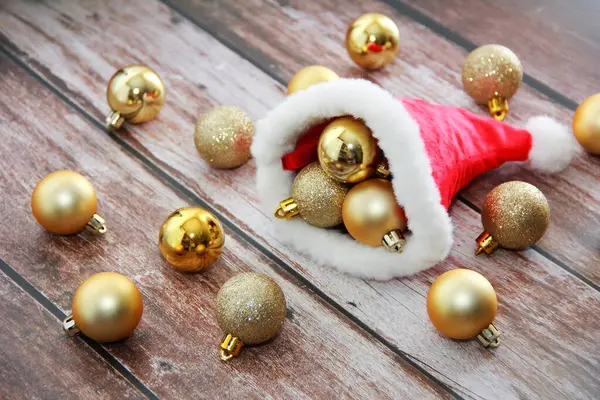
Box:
[216,273,286,361]
[318,117,377,183]
[342,179,407,252]
[573,93,600,155]
[287,65,339,95]
[462,44,522,121]
[346,13,400,70]
[476,181,549,255]
[63,272,143,343]
[106,64,165,130]
[274,162,349,228]
[158,207,225,272]
[31,170,106,235]
[194,106,254,169]
[427,269,500,348]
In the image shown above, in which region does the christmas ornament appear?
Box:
[346,13,400,70]
[427,269,500,348]
[342,179,407,252]
[318,117,377,183]
[462,44,523,121]
[254,79,574,279]
[159,207,225,272]
[63,272,143,342]
[476,181,549,255]
[573,93,600,155]
[287,66,339,95]
[105,65,165,130]
[194,106,254,169]
[216,273,286,361]
[275,162,348,228]
[31,170,106,235]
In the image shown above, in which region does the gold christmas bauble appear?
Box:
[342,179,407,252]
[275,162,349,228]
[573,93,600,155]
[194,106,254,169]
[106,64,165,130]
[346,13,400,70]
[477,181,549,254]
[31,170,106,235]
[158,207,225,272]
[427,269,497,340]
[68,272,143,342]
[216,273,286,360]
[318,117,377,183]
[462,44,522,121]
[287,65,339,95]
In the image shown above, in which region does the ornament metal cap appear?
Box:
[105,111,125,131]
[476,323,501,348]
[382,230,406,253]
[475,231,499,255]
[219,333,244,361]
[62,315,80,336]
[274,197,299,220]
[86,213,107,234]
[374,162,392,180]
[488,97,509,121]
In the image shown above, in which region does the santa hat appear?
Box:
[252,79,576,280]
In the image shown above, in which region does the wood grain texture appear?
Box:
[1,1,599,399]
[0,271,144,400]
[0,55,450,399]
[400,0,600,104]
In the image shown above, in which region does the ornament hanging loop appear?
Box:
[476,323,501,348]
[106,110,125,131]
[86,214,107,234]
[488,97,509,121]
[274,198,299,220]
[219,334,244,361]
[63,315,80,336]
[475,231,499,255]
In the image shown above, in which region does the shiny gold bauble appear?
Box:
[573,93,600,155]
[346,13,400,70]
[31,170,105,235]
[342,179,407,249]
[427,269,497,340]
[194,106,255,169]
[462,44,522,120]
[479,181,549,252]
[70,272,143,342]
[216,273,286,360]
[158,207,225,272]
[287,65,339,95]
[318,117,377,183]
[106,65,165,130]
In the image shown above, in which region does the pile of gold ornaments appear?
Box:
[275,113,408,253]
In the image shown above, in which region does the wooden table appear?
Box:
[1,0,598,399]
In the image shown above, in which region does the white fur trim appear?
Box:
[527,116,577,173]
[252,79,453,280]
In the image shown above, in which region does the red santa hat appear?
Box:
[252,79,576,280]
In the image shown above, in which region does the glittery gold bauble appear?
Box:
[476,181,550,255]
[427,269,500,347]
[194,106,254,169]
[573,93,600,155]
[216,273,286,361]
[31,170,106,235]
[342,179,407,252]
[106,65,165,130]
[318,117,377,183]
[63,272,143,343]
[462,44,523,121]
[287,65,339,95]
[158,207,225,272]
[346,13,400,70]
[274,162,349,228]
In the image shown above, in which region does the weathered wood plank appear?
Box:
[0,55,450,399]
[1,0,599,398]
[0,270,145,400]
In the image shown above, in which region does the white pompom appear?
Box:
[527,116,577,173]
